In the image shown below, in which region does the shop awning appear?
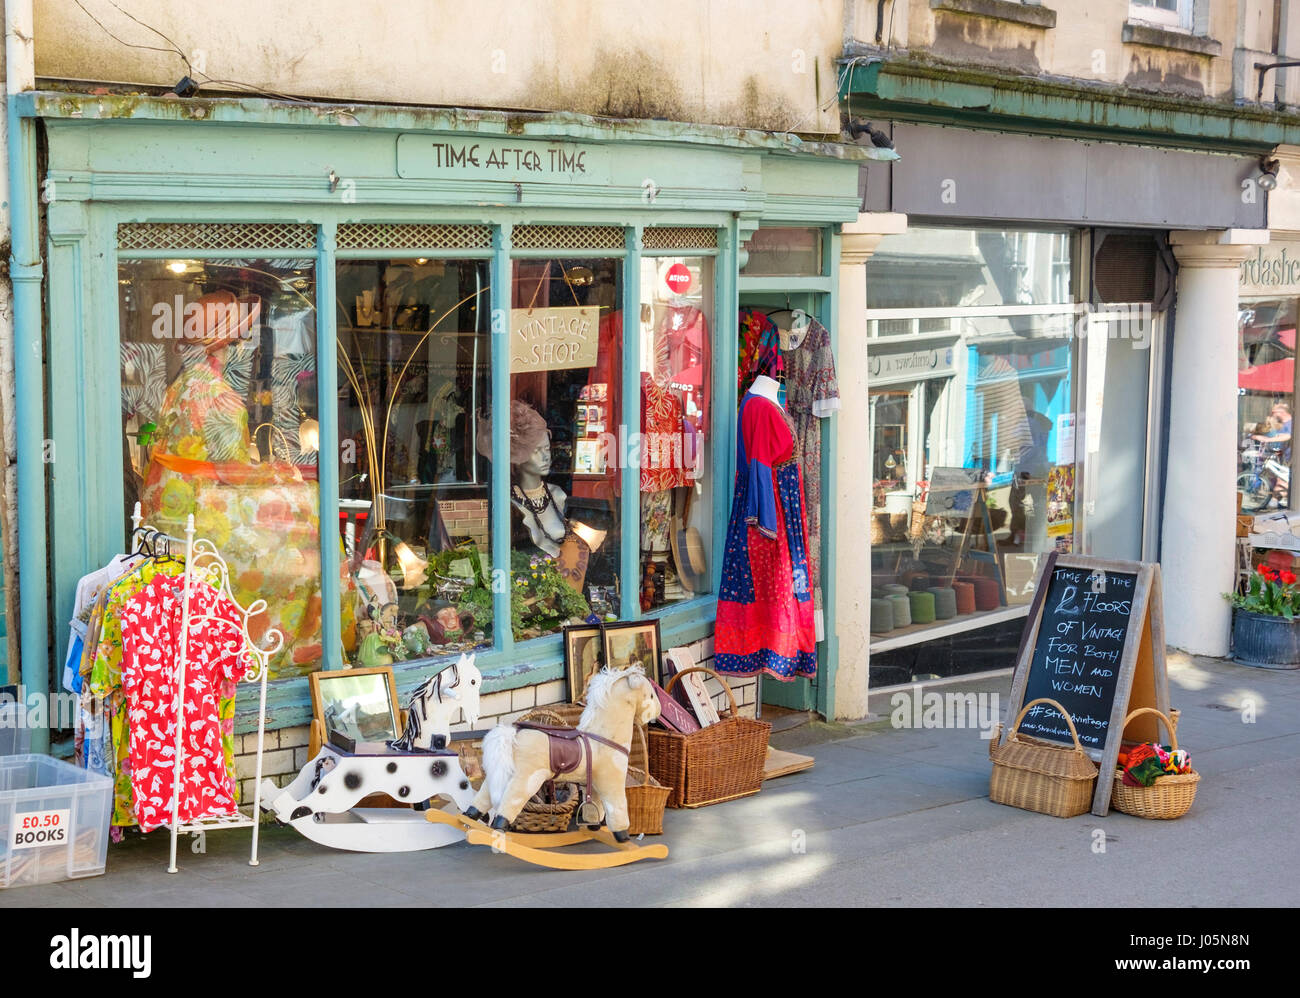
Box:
[1239,358,1295,393]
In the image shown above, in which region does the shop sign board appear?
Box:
[868,345,956,385]
[510,307,598,373]
[1004,554,1170,815]
[397,134,612,184]
[1239,240,1300,297]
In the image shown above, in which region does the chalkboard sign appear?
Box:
[1004,554,1170,816]
[1019,565,1137,752]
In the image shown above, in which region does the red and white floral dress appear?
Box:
[118,573,252,832]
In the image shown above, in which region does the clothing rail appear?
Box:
[130,501,280,874]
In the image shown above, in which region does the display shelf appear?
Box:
[869,603,1031,653]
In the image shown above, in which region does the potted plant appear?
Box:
[1225,564,1300,669]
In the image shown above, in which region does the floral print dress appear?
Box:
[140,354,323,677]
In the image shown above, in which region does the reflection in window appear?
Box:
[119,258,322,677]
[639,257,713,609]
[336,258,492,666]
[1238,299,1297,512]
[506,259,622,639]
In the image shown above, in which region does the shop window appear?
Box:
[741,227,823,276]
[1238,299,1297,513]
[335,258,492,666]
[1129,0,1194,32]
[508,259,623,638]
[638,256,715,610]
[118,257,321,678]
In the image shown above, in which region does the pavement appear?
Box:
[3,652,1297,907]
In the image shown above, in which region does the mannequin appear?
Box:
[749,374,782,407]
[512,435,569,558]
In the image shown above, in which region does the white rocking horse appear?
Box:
[427,665,670,869]
[262,654,482,853]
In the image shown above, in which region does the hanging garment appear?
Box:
[781,317,841,618]
[118,573,252,832]
[640,375,688,492]
[715,391,817,680]
[738,309,783,399]
[655,304,711,435]
[140,353,323,677]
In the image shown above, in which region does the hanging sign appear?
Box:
[510,307,599,373]
[1004,554,1170,815]
[664,263,693,296]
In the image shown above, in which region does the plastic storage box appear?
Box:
[0,755,112,888]
[0,701,30,756]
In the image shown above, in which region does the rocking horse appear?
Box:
[263,654,482,853]
[426,665,670,869]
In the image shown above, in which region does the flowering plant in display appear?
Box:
[1225,564,1300,618]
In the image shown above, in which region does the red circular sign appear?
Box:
[664,263,692,295]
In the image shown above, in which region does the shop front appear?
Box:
[16,93,872,760]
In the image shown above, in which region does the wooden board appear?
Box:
[1003,554,1170,816]
[762,747,815,780]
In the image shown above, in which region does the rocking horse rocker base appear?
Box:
[426,810,669,870]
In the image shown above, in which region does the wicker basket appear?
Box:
[626,725,671,835]
[648,667,771,808]
[871,513,889,545]
[989,697,1099,818]
[1110,707,1200,820]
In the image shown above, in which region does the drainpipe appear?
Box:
[5,0,48,751]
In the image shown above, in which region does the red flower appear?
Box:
[1282,571,1297,586]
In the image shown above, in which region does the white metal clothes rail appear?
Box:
[130,502,280,873]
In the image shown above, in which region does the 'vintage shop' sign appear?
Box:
[397,134,611,183]
[511,307,598,374]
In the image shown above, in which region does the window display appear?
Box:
[507,259,622,639]
[118,258,322,678]
[639,257,714,608]
[335,258,492,665]
[1237,298,1296,512]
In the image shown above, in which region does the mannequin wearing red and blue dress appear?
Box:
[715,374,817,679]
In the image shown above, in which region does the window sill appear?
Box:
[1121,21,1222,58]
[930,0,1057,30]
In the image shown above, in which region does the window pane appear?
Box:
[741,227,823,276]
[119,257,321,677]
[509,259,622,638]
[638,257,714,608]
[1238,299,1296,512]
[865,227,1073,310]
[336,258,492,664]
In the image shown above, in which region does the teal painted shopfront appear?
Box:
[15,94,876,750]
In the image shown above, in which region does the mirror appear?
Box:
[309,667,401,748]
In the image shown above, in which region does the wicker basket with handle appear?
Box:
[647,666,771,808]
[988,697,1099,818]
[626,723,672,835]
[511,708,583,833]
[1110,707,1199,819]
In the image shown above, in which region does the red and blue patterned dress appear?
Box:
[715,390,817,680]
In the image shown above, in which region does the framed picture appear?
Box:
[309,666,402,748]
[563,624,606,701]
[602,620,662,687]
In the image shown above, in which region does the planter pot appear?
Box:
[1232,610,1300,669]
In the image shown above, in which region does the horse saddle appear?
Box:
[514,721,628,779]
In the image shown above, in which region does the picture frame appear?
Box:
[602,619,662,687]
[309,666,402,753]
[563,624,606,702]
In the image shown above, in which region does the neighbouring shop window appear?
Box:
[638,256,714,609]
[740,227,823,276]
[335,258,492,667]
[508,258,623,639]
[864,227,1075,656]
[119,258,321,678]
[1238,298,1297,512]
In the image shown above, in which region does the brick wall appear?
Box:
[235,633,755,797]
[438,498,489,550]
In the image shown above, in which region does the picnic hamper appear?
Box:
[1110,707,1199,819]
[988,697,1099,818]
[648,666,771,808]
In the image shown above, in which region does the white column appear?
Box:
[1164,229,1268,656]
[834,212,907,720]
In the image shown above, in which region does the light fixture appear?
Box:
[1259,157,1282,192]
[392,538,429,590]
[298,417,320,454]
[167,260,187,275]
[415,258,429,266]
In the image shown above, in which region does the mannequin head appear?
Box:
[517,436,552,480]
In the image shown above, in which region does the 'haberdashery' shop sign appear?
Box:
[397,134,612,183]
[1239,240,1300,296]
[511,307,598,373]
